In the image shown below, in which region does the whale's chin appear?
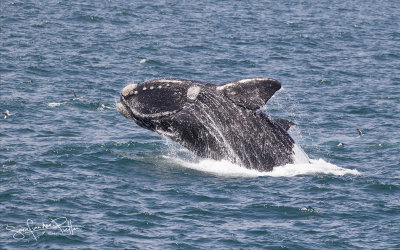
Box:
[117,103,132,120]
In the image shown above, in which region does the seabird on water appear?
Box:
[3,110,10,119]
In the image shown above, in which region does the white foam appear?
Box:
[164,156,360,178]
[293,144,310,164]
[48,102,63,107]
[97,103,106,111]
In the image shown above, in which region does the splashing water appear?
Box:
[160,104,359,177]
[164,155,360,177]
[162,139,360,177]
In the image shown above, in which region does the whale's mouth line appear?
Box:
[119,96,183,120]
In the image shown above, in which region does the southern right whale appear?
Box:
[117,78,309,172]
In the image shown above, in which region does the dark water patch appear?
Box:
[30,234,87,248]
[26,66,54,77]
[344,105,379,115]
[31,160,63,169]
[213,58,257,68]
[116,11,139,18]
[373,52,400,61]
[361,179,399,193]
[247,203,321,219]
[182,207,214,218]
[35,130,56,138]
[0,191,15,201]
[69,12,105,24]
[0,158,18,167]
[245,228,271,236]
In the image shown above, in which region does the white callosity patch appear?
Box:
[155,79,186,84]
[121,84,138,97]
[216,78,275,91]
[187,86,201,100]
[237,78,274,84]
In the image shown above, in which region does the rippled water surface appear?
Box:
[1,0,399,248]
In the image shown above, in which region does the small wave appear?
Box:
[97,103,116,111]
[48,102,64,107]
[165,156,360,177]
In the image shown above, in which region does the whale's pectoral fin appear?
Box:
[218,78,281,110]
[272,118,295,131]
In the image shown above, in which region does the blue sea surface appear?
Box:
[1,0,399,248]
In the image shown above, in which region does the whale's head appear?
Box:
[117,79,203,132]
[118,77,282,137]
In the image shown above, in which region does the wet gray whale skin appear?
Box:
[117,78,302,172]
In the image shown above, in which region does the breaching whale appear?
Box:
[117,78,309,172]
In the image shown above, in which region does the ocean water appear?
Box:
[1,0,399,248]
